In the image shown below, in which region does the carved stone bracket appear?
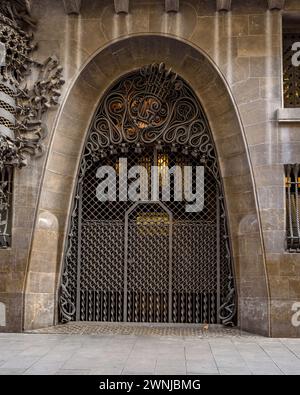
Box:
[114,0,129,14]
[63,0,81,15]
[165,0,179,13]
[62,0,286,14]
[267,0,285,10]
[216,0,232,12]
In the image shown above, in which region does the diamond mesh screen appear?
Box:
[283,33,300,108]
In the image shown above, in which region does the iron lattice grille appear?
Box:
[283,33,300,108]
[59,63,236,325]
[0,166,13,248]
[285,164,300,252]
[126,202,171,323]
[79,221,124,322]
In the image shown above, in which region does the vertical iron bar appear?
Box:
[124,212,129,322]
[85,290,88,321]
[216,186,221,324]
[152,148,158,201]
[7,167,12,246]
[149,292,153,322]
[286,165,293,249]
[76,182,82,321]
[168,213,173,323]
[294,165,300,248]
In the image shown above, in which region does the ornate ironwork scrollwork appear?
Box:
[0,1,65,248]
[89,64,213,158]
[0,165,12,247]
[0,0,65,168]
[59,195,79,322]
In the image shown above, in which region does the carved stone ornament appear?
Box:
[0,0,65,169]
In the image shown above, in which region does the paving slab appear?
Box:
[0,328,299,375]
[0,369,27,375]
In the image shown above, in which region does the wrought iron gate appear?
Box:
[125,201,172,323]
[59,63,236,325]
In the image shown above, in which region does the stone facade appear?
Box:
[0,0,300,337]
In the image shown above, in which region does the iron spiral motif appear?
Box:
[87,63,218,176]
[59,63,236,326]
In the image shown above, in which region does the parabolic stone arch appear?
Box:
[23,34,270,336]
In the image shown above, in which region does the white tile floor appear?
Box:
[0,332,300,375]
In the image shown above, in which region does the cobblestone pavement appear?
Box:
[0,324,300,375]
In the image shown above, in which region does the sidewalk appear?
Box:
[0,329,300,375]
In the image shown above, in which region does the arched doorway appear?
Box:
[24,35,270,336]
[59,63,236,325]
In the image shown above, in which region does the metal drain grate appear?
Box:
[28,322,257,337]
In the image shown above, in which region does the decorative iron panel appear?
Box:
[283,33,300,108]
[59,63,236,326]
[125,202,172,323]
[79,220,124,321]
[0,165,12,248]
[285,164,300,252]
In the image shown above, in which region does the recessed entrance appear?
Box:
[59,63,236,326]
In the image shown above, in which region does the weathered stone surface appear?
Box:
[232,79,260,104]
[277,108,300,122]
[239,100,269,125]
[231,0,267,14]
[229,15,249,37]
[245,122,278,145]
[193,0,216,16]
[239,297,269,336]
[249,144,277,167]
[23,211,60,330]
[0,293,23,332]
[24,293,55,330]
[285,0,300,11]
[271,299,300,338]
[63,0,81,14]
[0,302,5,327]
[238,36,279,58]
[149,2,197,39]
[260,77,281,99]
[249,13,280,35]
[257,185,284,210]
[254,165,284,187]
